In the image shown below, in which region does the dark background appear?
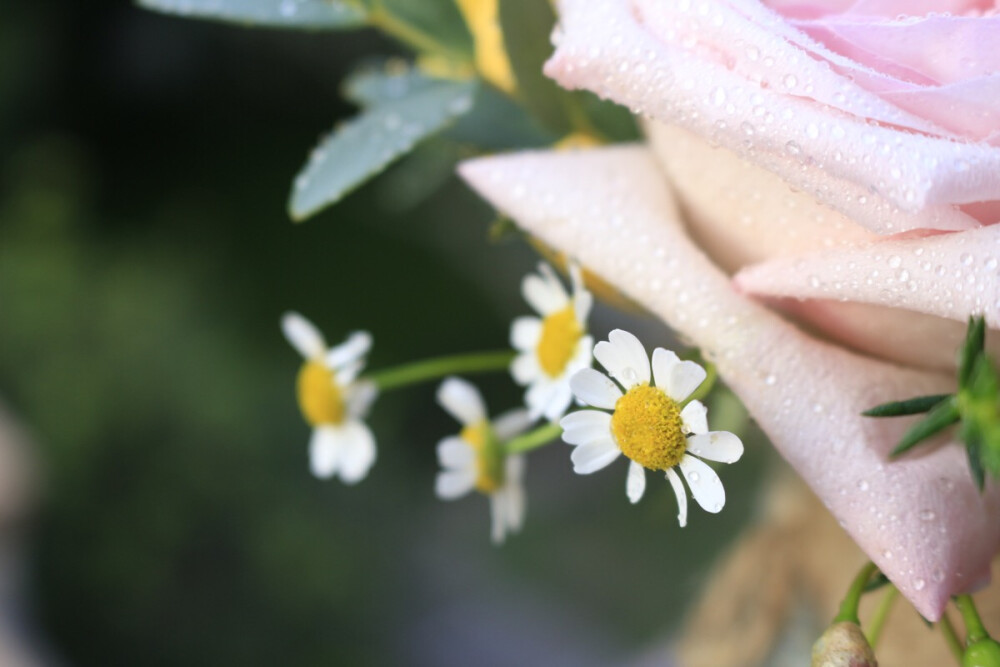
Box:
[0,2,768,664]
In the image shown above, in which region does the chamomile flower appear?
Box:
[560,329,743,527]
[435,377,533,544]
[282,311,378,483]
[510,262,594,421]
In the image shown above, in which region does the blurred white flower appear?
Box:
[435,377,532,544]
[281,311,377,483]
[510,262,593,421]
[561,329,743,527]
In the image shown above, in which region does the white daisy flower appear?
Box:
[435,377,533,544]
[510,262,594,421]
[281,311,378,484]
[559,329,743,527]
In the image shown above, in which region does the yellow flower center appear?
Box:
[460,420,504,493]
[610,384,687,471]
[536,305,582,378]
[296,360,346,427]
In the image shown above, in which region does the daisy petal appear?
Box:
[510,353,539,385]
[686,432,745,465]
[510,316,542,351]
[436,468,477,500]
[560,410,613,446]
[678,455,726,514]
[437,377,487,426]
[523,272,568,315]
[593,340,634,386]
[651,348,681,391]
[282,311,326,360]
[525,381,558,420]
[542,382,574,422]
[665,468,688,528]
[326,331,372,369]
[570,439,621,474]
[608,329,650,386]
[437,436,475,469]
[493,409,533,441]
[309,426,340,479]
[337,421,376,484]
[574,290,593,324]
[680,400,708,436]
[626,460,646,504]
[346,380,378,418]
[569,368,622,409]
[669,360,708,403]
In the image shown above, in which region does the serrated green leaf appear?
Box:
[890,396,960,457]
[499,0,571,135]
[959,315,987,388]
[863,394,952,418]
[289,78,477,220]
[138,0,367,29]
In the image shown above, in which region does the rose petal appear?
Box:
[459,145,1000,619]
[547,0,1000,213]
[735,224,1000,329]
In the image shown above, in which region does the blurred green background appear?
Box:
[0,2,768,664]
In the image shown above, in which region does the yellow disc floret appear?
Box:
[461,421,504,493]
[297,360,346,427]
[536,305,583,378]
[610,384,687,471]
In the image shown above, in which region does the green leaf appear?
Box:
[575,91,641,142]
[446,84,557,149]
[499,0,572,135]
[966,436,986,492]
[342,65,436,108]
[138,0,367,29]
[890,396,960,457]
[959,315,987,388]
[863,394,952,418]
[289,77,477,220]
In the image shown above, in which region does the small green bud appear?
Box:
[811,621,878,667]
[964,638,1000,667]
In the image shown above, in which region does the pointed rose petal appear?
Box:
[546,0,1000,215]
[627,460,646,504]
[458,145,1000,620]
[735,224,1000,329]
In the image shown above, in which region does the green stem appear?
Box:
[834,562,879,625]
[364,350,514,391]
[865,586,899,647]
[956,594,991,644]
[940,612,965,664]
[367,2,468,62]
[505,422,563,455]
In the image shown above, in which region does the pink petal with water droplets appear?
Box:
[547,0,1000,213]
[735,224,1000,329]
[458,145,1000,620]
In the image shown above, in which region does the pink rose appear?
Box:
[459,0,1000,620]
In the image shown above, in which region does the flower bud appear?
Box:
[964,638,1000,667]
[811,621,878,667]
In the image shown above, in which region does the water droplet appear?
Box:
[888,255,902,268]
[914,578,926,591]
[919,509,936,521]
[882,549,893,560]
[687,471,700,483]
[785,141,801,156]
[782,74,798,88]
[764,374,777,386]
[932,568,945,583]
[857,480,869,492]
[961,253,974,266]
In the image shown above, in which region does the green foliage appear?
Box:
[366,0,473,61]
[865,316,1000,491]
[137,0,366,29]
[289,72,476,220]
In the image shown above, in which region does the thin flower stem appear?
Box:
[865,585,899,647]
[956,594,990,644]
[365,350,515,391]
[505,422,563,455]
[834,561,879,625]
[940,611,965,664]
